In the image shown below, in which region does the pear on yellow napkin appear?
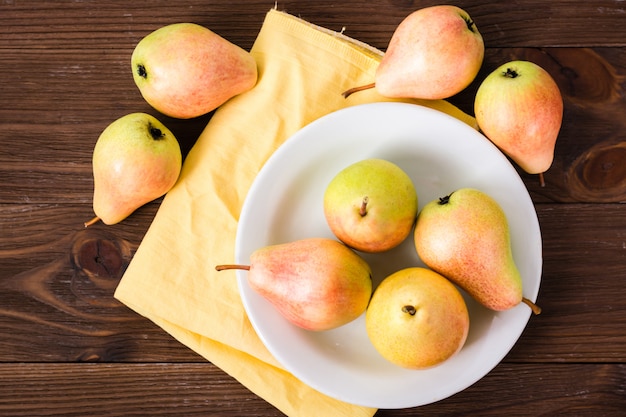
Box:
[114,8,475,417]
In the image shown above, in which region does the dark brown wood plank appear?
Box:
[0,363,286,417]
[0,203,201,362]
[0,363,623,416]
[1,1,626,50]
[2,1,626,205]
[506,203,626,362]
[2,203,625,363]
[2,45,626,203]
[378,363,626,416]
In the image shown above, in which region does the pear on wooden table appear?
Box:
[474,60,564,187]
[414,188,541,315]
[216,238,373,331]
[85,113,182,227]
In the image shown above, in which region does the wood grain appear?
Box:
[2,203,625,363]
[0,363,623,416]
[1,1,626,416]
[3,47,626,203]
[0,363,285,417]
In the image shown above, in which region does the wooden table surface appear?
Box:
[2,1,626,416]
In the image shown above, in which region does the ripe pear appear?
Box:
[474,60,563,186]
[216,238,372,331]
[414,188,541,314]
[131,23,258,119]
[85,113,182,227]
[323,159,418,253]
[343,5,484,100]
[366,267,469,369]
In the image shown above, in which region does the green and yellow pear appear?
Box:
[216,238,372,331]
[366,267,469,369]
[324,158,418,253]
[414,188,541,314]
[85,113,182,227]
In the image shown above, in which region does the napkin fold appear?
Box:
[115,9,476,417]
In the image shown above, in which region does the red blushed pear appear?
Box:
[474,60,563,186]
[215,238,372,332]
[85,113,182,227]
[131,23,257,119]
[343,5,484,100]
[414,188,541,315]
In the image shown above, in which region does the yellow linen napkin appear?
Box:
[115,8,476,417]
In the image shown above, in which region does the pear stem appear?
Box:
[522,297,542,315]
[84,216,100,228]
[215,264,250,271]
[538,172,546,187]
[342,82,376,99]
[359,196,369,217]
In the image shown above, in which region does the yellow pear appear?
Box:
[85,113,182,226]
[414,188,541,314]
[216,238,372,331]
[366,267,469,369]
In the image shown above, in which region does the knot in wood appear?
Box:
[71,230,129,281]
[519,48,624,104]
[569,141,626,202]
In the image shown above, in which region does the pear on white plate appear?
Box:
[323,158,418,253]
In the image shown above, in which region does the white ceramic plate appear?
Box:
[235,102,542,409]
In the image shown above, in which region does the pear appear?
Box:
[413,188,541,314]
[343,5,484,100]
[366,267,469,369]
[216,238,372,331]
[85,113,182,227]
[323,159,418,253]
[131,23,258,119]
[474,60,563,187]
